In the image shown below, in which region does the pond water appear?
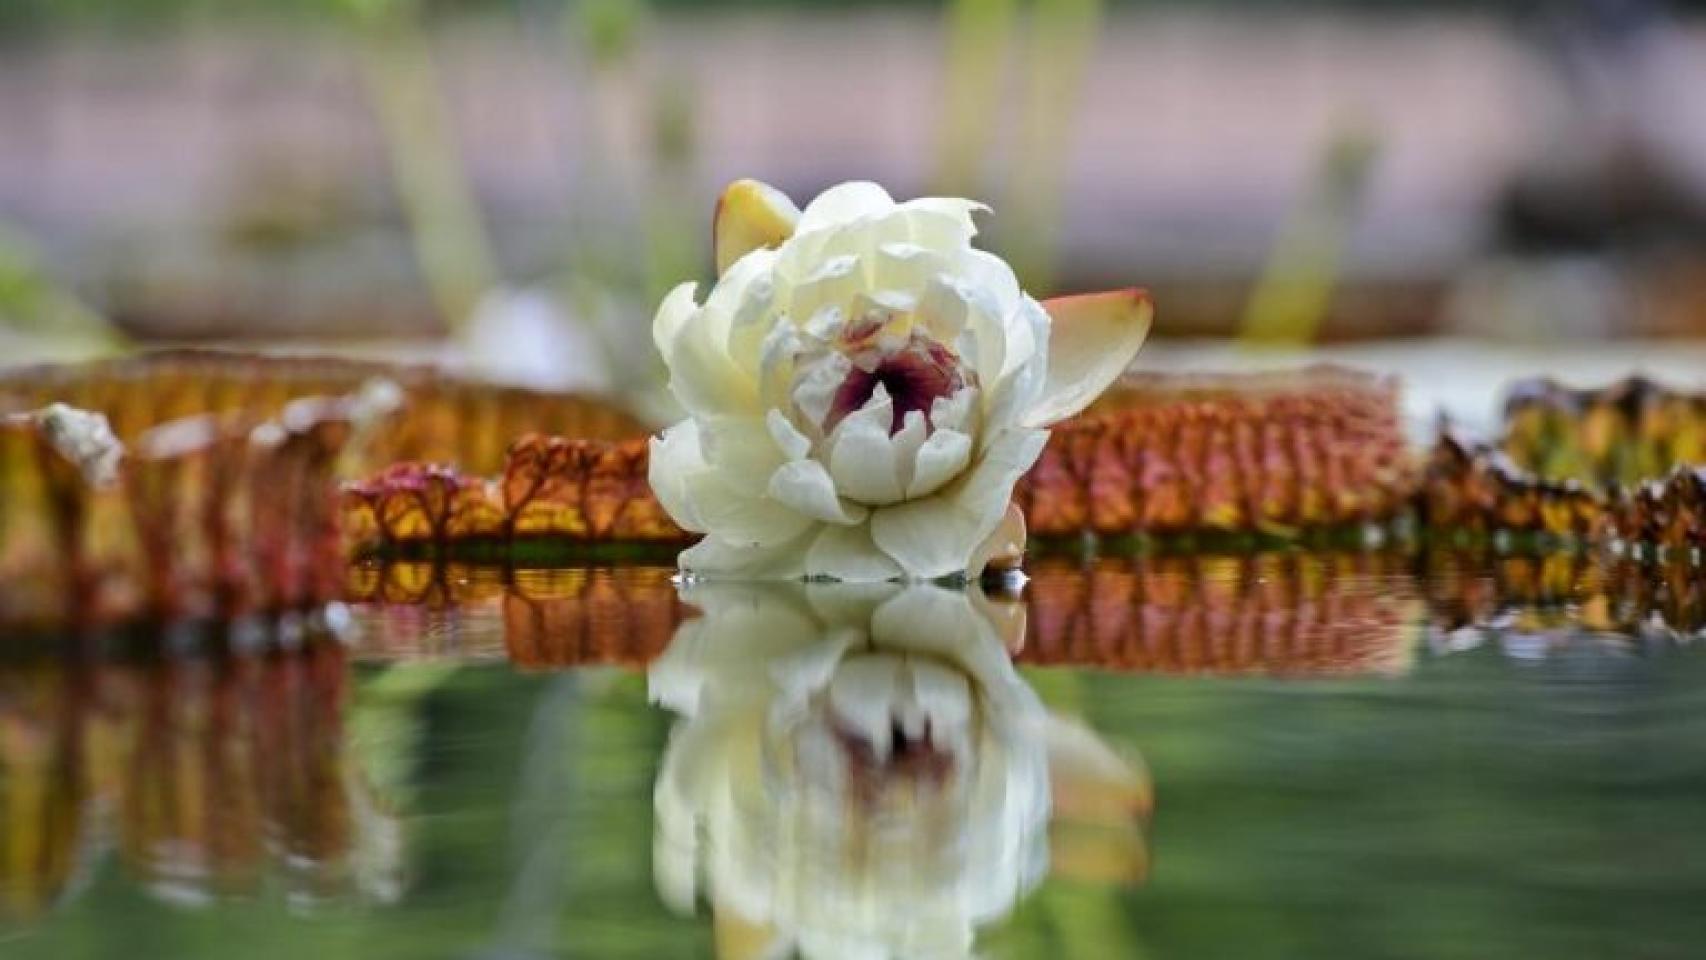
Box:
[4,555,1705,959]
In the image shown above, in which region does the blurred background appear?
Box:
[3,0,1706,408]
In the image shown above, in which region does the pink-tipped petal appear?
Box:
[1025,288,1153,428]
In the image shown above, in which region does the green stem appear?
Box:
[356,8,498,339]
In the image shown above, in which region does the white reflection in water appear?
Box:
[648,582,1148,959]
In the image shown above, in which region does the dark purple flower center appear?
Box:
[824,337,965,436]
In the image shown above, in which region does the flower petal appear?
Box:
[788,253,862,317]
[651,281,700,360]
[1026,287,1153,427]
[916,272,970,343]
[869,427,1047,579]
[699,415,787,486]
[906,427,972,498]
[647,419,710,533]
[959,248,1024,324]
[969,501,1028,573]
[678,528,815,579]
[768,459,868,525]
[961,427,1051,506]
[890,408,928,492]
[826,386,904,505]
[713,179,801,276]
[664,302,762,418]
[873,241,950,295]
[901,210,983,263]
[766,409,811,461]
[985,296,1052,432]
[789,350,851,434]
[797,181,896,234]
[719,258,781,380]
[899,197,988,244]
[688,470,814,545]
[803,523,904,581]
[930,385,979,435]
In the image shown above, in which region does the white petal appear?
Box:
[803,305,844,343]
[779,214,905,287]
[827,386,904,505]
[961,427,1051,504]
[659,257,782,418]
[995,290,1045,383]
[766,408,811,461]
[868,499,989,581]
[890,408,928,493]
[757,320,805,410]
[788,253,862,317]
[930,385,979,435]
[768,459,868,525]
[803,524,904,581]
[678,529,814,579]
[704,246,777,320]
[898,196,988,244]
[874,241,951,295]
[850,288,917,328]
[905,210,984,257]
[797,181,896,233]
[869,428,1047,579]
[907,427,972,498]
[790,351,851,433]
[957,293,1008,387]
[647,420,710,533]
[721,267,780,380]
[917,272,970,343]
[664,306,761,417]
[959,248,1024,322]
[651,281,699,360]
[1026,288,1154,427]
[985,298,1052,432]
[699,415,787,495]
[687,471,814,545]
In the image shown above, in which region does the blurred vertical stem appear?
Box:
[933,0,1018,195]
[1005,0,1103,295]
[563,0,690,415]
[350,0,497,339]
[1238,128,1379,347]
[487,674,581,955]
[645,77,698,304]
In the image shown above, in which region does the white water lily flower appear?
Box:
[649,179,1152,580]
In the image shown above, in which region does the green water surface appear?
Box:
[4,565,1705,960]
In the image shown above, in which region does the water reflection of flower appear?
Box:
[649,582,1148,959]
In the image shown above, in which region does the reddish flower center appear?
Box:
[825,336,965,435]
